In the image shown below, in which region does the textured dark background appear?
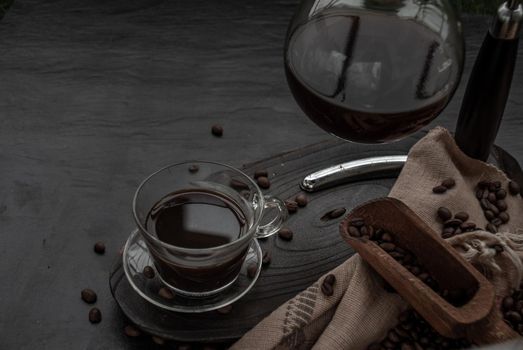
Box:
[0,0,522,349]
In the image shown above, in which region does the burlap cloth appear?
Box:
[231,127,523,350]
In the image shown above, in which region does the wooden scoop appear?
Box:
[339,197,519,345]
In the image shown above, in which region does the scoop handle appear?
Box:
[468,310,520,345]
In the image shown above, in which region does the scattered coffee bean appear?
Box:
[492,218,503,227]
[285,200,298,213]
[454,212,469,222]
[124,325,141,337]
[152,336,165,345]
[497,199,508,211]
[432,185,447,194]
[460,222,477,231]
[323,207,346,220]
[81,288,97,304]
[496,189,507,199]
[493,244,504,254]
[278,228,293,241]
[484,210,495,221]
[349,217,365,227]
[158,287,174,300]
[437,207,452,221]
[348,226,361,237]
[217,304,233,314]
[247,263,258,279]
[509,181,521,196]
[188,164,199,173]
[295,194,308,207]
[88,308,102,324]
[94,241,105,255]
[211,124,223,137]
[442,178,456,189]
[262,251,271,267]
[143,266,155,279]
[254,169,268,179]
[503,296,515,310]
[230,178,249,190]
[257,176,270,189]
[498,212,509,224]
[488,192,497,203]
[321,274,335,296]
[444,218,462,227]
[486,223,498,233]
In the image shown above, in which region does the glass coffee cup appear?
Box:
[132,161,287,297]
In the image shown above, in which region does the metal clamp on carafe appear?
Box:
[454,1,522,161]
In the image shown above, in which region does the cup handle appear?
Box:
[256,195,288,239]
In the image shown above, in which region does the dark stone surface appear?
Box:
[0,0,522,349]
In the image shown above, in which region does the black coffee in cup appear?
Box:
[145,190,249,293]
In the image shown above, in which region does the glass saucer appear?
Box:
[122,229,262,313]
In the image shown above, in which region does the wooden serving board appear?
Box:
[109,133,523,343]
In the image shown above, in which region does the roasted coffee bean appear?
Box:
[432,185,447,194]
[444,218,462,227]
[247,263,258,279]
[486,223,498,233]
[349,218,365,227]
[389,251,404,259]
[143,266,155,279]
[158,287,174,300]
[330,208,347,219]
[381,232,394,242]
[442,226,455,234]
[124,325,141,337]
[230,178,249,190]
[359,226,369,238]
[491,218,503,227]
[348,225,361,237]
[441,231,453,239]
[480,198,490,210]
[488,192,497,203]
[493,244,504,254]
[256,176,270,189]
[379,242,396,252]
[441,178,455,189]
[454,212,469,222]
[367,343,381,350]
[188,164,199,173]
[509,181,521,195]
[496,189,507,199]
[488,182,497,192]
[152,336,165,345]
[488,203,500,215]
[496,200,508,211]
[295,194,308,207]
[454,227,462,235]
[437,207,452,221]
[494,181,502,189]
[94,241,105,255]
[254,169,268,179]
[217,304,233,314]
[460,222,477,231]
[88,308,102,324]
[285,200,298,213]
[211,124,223,137]
[506,311,522,323]
[81,289,97,304]
[321,280,334,296]
[278,228,293,241]
[401,344,414,350]
[475,188,484,200]
[499,212,510,223]
[484,210,495,221]
[262,251,271,266]
[324,274,336,285]
[418,272,429,282]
